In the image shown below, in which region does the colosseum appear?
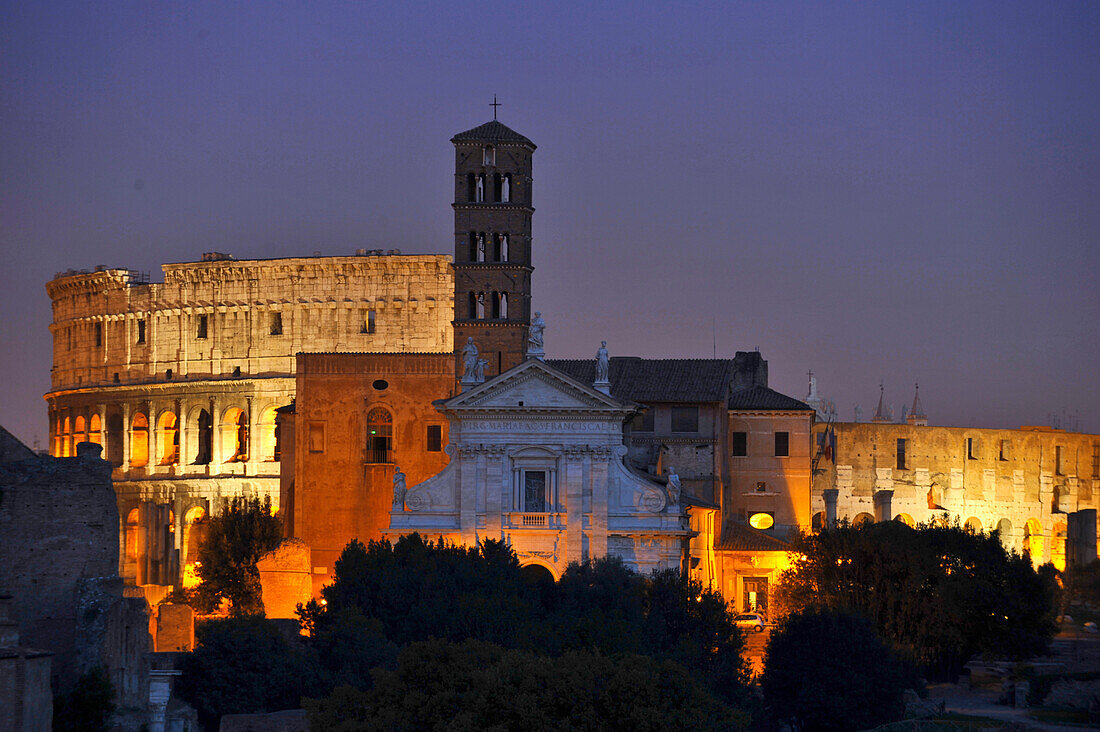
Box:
[45,250,453,595]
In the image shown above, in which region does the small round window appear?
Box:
[372,379,389,391]
[749,513,774,531]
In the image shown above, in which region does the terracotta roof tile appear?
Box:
[451,120,535,147]
[728,385,814,411]
[716,522,793,552]
[546,357,733,403]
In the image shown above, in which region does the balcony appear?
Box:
[505,512,564,530]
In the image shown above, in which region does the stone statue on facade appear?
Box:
[666,466,682,504]
[595,341,610,383]
[392,467,407,510]
[461,338,479,382]
[528,311,546,360]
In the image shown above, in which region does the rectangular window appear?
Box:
[774,431,789,457]
[426,425,442,452]
[896,438,907,470]
[967,437,978,460]
[732,431,747,457]
[1092,445,1099,479]
[361,309,376,334]
[270,312,283,336]
[999,439,1010,461]
[94,322,102,347]
[1056,445,1065,476]
[524,470,548,513]
[670,406,698,433]
[754,481,767,493]
[197,315,208,339]
[631,408,654,432]
[136,320,146,344]
[308,423,325,453]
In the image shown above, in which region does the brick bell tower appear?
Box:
[451,117,536,380]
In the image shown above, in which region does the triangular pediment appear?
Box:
[445,359,628,412]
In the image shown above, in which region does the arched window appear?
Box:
[493,172,502,202]
[366,407,393,464]
[468,232,478,261]
[259,407,279,461]
[499,234,509,262]
[125,508,140,564]
[476,293,486,320]
[130,413,149,467]
[181,506,207,589]
[477,233,486,262]
[107,414,123,465]
[475,175,485,202]
[491,292,501,319]
[1024,518,1044,565]
[195,410,212,465]
[502,174,511,202]
[62,417,72,457]
[88,413,102,446]
[500,292,508,319]
[157,411,179,465]
[483,145,495,166]
[74,416,86,447]
[222,408,248,462]
[468,292,478,320]
[466,173,476,202]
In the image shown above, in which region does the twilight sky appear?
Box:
[1,1,1097,447]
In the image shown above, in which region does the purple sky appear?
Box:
[2,1,1097,448]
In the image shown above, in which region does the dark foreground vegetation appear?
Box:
[174,518,1060,731]
[178,534,752,730]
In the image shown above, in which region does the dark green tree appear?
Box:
[776,520,1058,679]
[192,496,283,615]
[176,616,321,729]
[303,639,750,732]
[762,609,907,731]
[52,666,115,732]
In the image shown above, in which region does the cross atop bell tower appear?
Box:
[450,118,536,380]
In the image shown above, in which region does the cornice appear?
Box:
[44,374,295,402]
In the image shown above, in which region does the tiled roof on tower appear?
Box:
[728,385,814,411]
[451,120,536,147]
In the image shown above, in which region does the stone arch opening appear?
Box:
[964,516,982,534]
[125,508,140,564]
[74,416,87,446]
[259,406,279,461]
[130,412,149,467]
[995,518,1013,549]
[62,416,72,457]
[894,513,915,527]
[811,511,825,532]
[107,414,123,465]
[193,409,213,465]
[1024,518,1044,564]
[852,512,874,527]
[1051,520,1067,571]
[222,408,248,462]
[157,411,179,465]
[88,413,102,446]
[502,173,511,202]
[520,562,557,584]
[181,505,207,588]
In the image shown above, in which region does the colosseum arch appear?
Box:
[894,513,915,527]
[221,407,249,463]
[106,413,124,465]
[1024,518,1044,565]
[157,411,179,465]
[181,504,207,588]
[258,405,279,462]
[964,516,982,534]
[995,518,1013,549]
[124,508,140,564]
[74,415,87,446]
[852,512,874,526]
[61,416,72,457]
[88,413,102,445]
[130,412,149,467]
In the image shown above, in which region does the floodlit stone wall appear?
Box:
[813,422,1100,569]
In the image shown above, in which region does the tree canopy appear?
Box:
[762,608,908,731]
[775,519,1058,679]
[304,639,750,732]
[191,496,283,615]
